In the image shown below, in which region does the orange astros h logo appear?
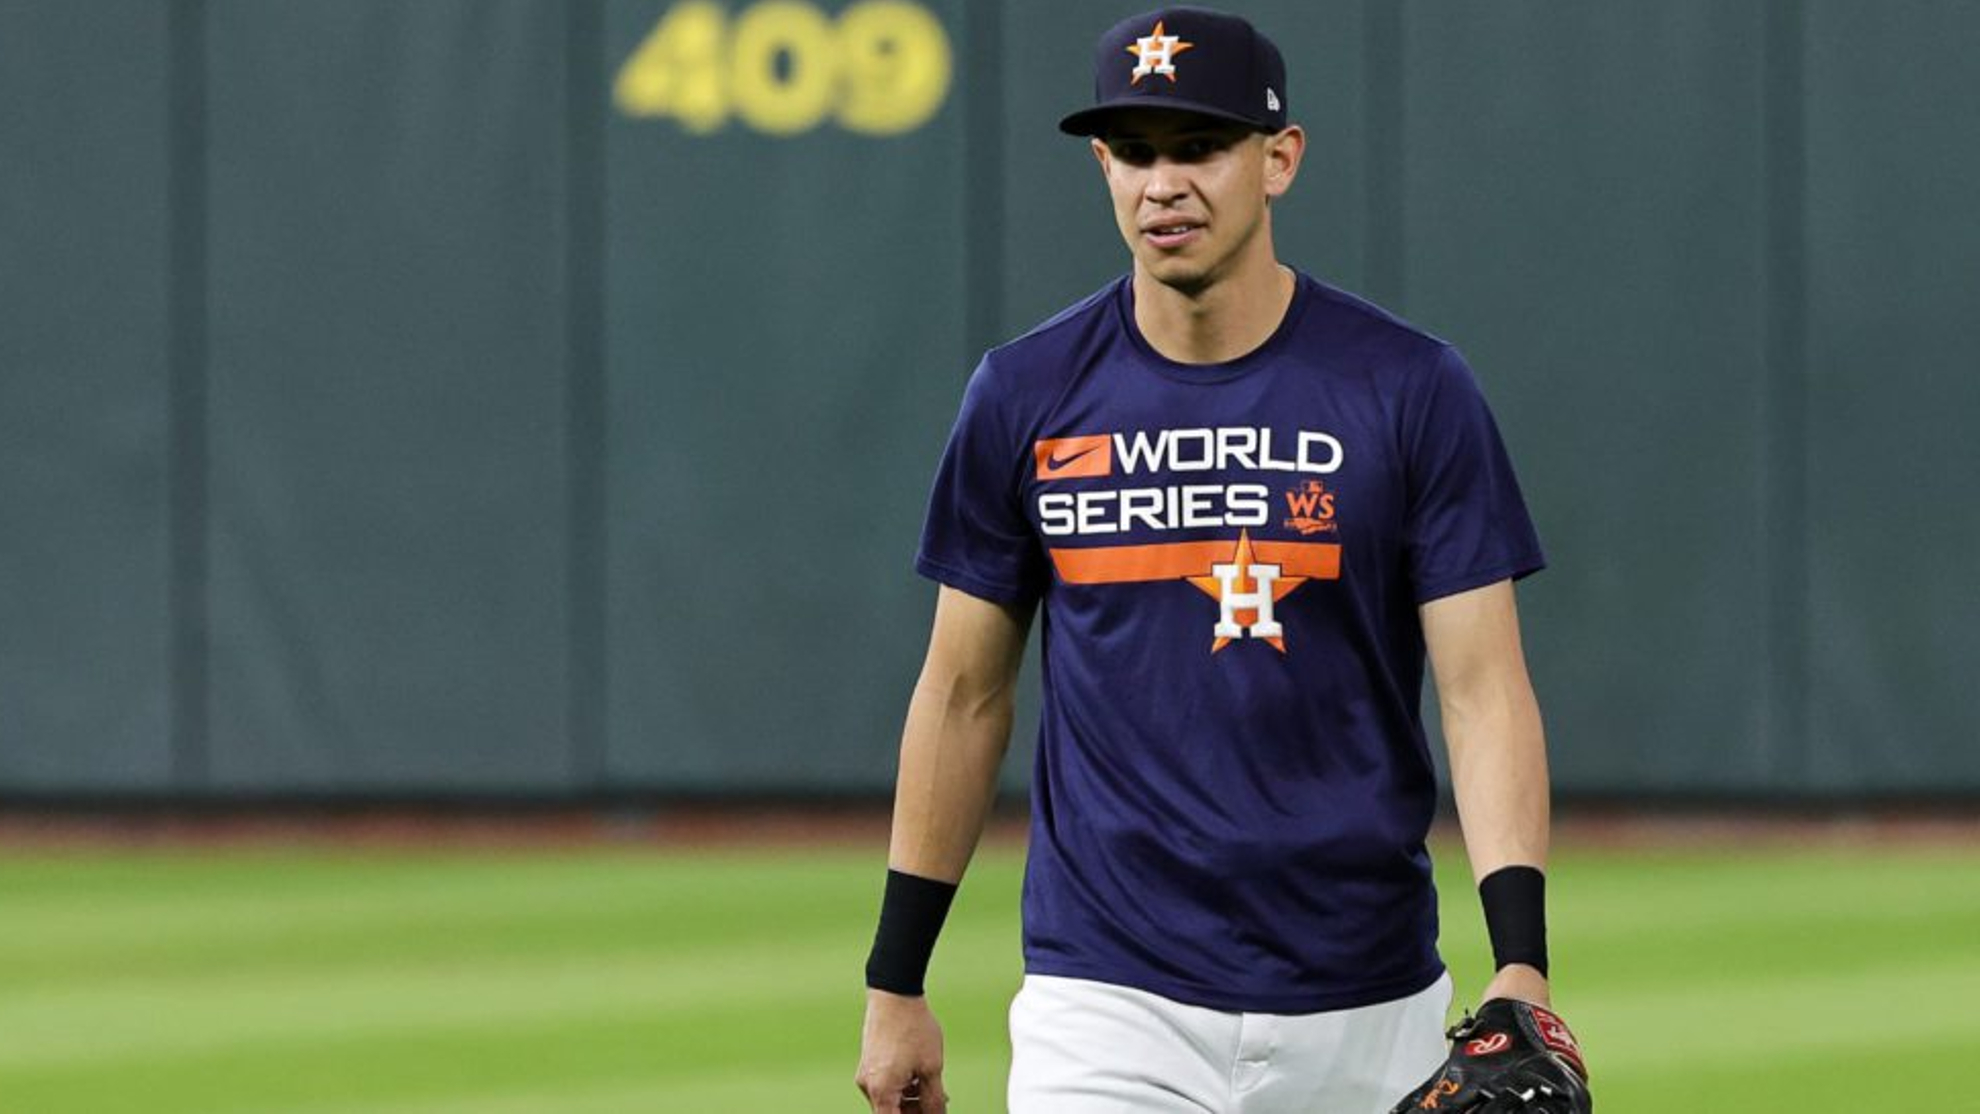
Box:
[1045,534,1342,657]
[1186,530,1309,654]
[1126,19,1194,84]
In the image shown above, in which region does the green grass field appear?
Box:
[1,837,1976,1111]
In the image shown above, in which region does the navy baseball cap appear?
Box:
[1058,7,1288,137]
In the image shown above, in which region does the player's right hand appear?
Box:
[856,988,948,1113]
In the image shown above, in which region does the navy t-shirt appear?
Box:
[916,271,1545,1013]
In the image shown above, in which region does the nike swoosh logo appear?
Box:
[1047,446,1099,471]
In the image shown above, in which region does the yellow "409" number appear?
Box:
[614,0,952,136]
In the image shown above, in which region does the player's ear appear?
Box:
[1090,137,1112,175]
[1262,125,1305,198]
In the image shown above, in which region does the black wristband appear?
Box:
[1478,864,1549,976]
[865,869,959,996]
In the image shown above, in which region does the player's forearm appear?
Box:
[885,665,1017,883]
[863,660,1013,1001]
[1442,672,1550,882]
[1445,677,1556,1006]
[1428,585,1559,1005]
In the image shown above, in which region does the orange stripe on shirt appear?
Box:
[1049,540,1342,584]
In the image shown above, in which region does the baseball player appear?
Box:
[856,8,1590,1112]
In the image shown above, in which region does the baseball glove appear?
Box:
[1387,998,1591,1113]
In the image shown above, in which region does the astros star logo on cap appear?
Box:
[1126,19,1194,84]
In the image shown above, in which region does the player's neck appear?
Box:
[1132,255,1295,365]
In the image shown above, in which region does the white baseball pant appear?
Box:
[1007,971,1452,1113]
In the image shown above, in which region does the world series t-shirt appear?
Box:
[916,271,1545,1013]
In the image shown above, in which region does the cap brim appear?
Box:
[1058,97,1271,137]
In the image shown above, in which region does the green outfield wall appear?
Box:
[2,1,1976,798]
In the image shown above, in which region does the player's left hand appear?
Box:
[1386,998,1591,1112]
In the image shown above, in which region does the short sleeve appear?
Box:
[1400,346,1547,603]
[914,356,1047,606]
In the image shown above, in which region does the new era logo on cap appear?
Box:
[1060,7,1289,136]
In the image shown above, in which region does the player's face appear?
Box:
[1091,110,1304,295]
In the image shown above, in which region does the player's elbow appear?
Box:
[912,658,1019,734]
[1438,672,1544,756]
